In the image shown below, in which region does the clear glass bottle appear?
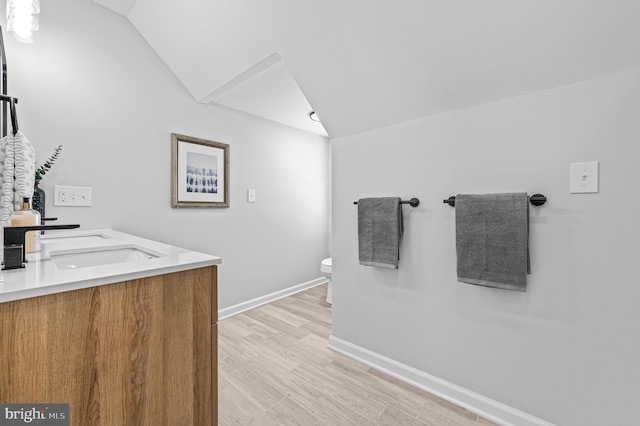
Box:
[10,197,41,253]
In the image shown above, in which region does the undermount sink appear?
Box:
[49,245,165,270]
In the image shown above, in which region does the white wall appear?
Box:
[2,0,330,308]
[331,68,640,426]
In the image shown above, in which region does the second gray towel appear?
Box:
[358,197,403,269]
[456,193,530,291]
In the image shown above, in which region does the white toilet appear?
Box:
[320,257,332,304]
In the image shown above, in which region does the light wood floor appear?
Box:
[218,284,498,426]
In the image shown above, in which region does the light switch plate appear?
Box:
[247,189,256,203]
[570,161,599,193]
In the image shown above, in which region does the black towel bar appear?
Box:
[443,194,547,207]
[354,197,420,207]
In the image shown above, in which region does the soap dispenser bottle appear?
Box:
[10,197,41,253]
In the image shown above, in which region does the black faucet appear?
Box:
[3,224,80,270]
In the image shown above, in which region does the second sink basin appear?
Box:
[49,244,165,270]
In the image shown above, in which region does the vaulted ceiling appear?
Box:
[94,0,640,139]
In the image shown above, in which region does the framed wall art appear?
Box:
[172,133,229,207]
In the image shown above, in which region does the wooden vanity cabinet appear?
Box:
[0,266,218,425]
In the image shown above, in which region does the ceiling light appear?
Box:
[6,0,40,44]
[309,111,320,122]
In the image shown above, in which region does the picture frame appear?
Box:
[172,133,229,207]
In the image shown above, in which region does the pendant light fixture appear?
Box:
[6,0,40,44]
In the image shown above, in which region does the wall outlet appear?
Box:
[54,185,92,207]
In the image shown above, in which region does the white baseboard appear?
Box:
[218,277,328,320]
[328,335,555,426]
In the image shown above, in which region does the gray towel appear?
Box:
[358,197,403,269]
[455,193,530,291]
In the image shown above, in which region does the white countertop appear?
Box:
[0,229,221,303]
